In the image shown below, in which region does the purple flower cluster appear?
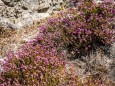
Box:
[0,44,65,85]
[0,0,114,85]
[38,0,114,58]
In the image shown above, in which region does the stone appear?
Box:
[0,58,4,71]
[0,0,4,4]
[0,0,71,29]
[110,43,115,58]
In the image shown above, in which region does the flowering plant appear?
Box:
[0,44,65,85]
[0,0,115,85]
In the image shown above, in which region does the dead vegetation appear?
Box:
[0,23,40,58]
[67,50,115,85]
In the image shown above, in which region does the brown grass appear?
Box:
[66,50,115,85]
[0,23,41,58]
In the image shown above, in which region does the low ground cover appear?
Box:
[0,0,115,85]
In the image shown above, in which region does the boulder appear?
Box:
[0,0,71,29]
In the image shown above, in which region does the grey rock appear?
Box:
[110,43,115,58]
[0,0,4,4]
[0,0,71,29]
[110,68,115,81]
[0,17,17,29]
[109,58,115,81]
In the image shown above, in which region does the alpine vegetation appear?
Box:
[0,0,115,85]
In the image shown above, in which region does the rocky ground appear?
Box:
[0,0,73,71]
[0,0,71,59]
[0,0,72,29]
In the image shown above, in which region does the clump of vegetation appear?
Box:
[0,44,65,85]
[0,45,109,85]
[0,0,115,85]
[38,0,115,59]
[0,28,16,38]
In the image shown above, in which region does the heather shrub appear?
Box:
[0,43,109,85]
[0,0,115,85]
[37,0,115,59]
[76,1,115,51]
[0,44,65,86]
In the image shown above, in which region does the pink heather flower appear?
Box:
[0,1,114,85]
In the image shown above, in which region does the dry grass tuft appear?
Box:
[67,50,115,84]
[0,24,40,58]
